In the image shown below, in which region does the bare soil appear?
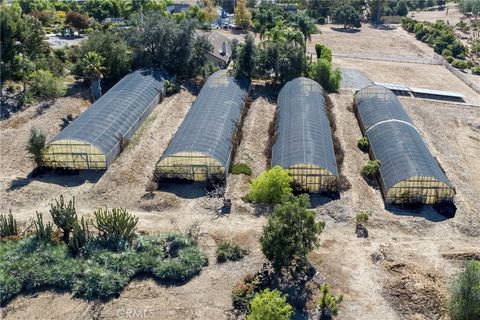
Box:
[2,24,480,320]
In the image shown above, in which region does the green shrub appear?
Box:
[318,283,343,319]
[153,246,208,281]
[216,241,248,263]
[50,195,77,244]
[28,69,66,100]
[0,233,207,305]
[452,59,468,69]
[164,80,179,95]
[26,128,46,168]
[449,260,480,320]
[361,160,381,180]
[472,66,480,75]
[355,212,369,225]
[246,166,293,205]
[308,58,341,93]
[93,208,138,249]
[314,43,332,62]
[247,289,293,320]
[0,211,18,238]
[231,163,253,176]
[357,137,369,152]
[446,56,454,63]
[232,273,260,311]
[33,212,52,241]
[442,48,453,57]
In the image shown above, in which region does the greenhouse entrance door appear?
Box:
[192,165,208,181]
[72,153,89,169]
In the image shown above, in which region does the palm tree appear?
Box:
[82,51,106,100]
[291,14,317,45]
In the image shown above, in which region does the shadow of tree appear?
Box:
[330,27,361,33]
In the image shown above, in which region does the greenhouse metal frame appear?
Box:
[43,69,168,170]
[354,85,455,205]
[156,70,250,181]
[272,77,338,193]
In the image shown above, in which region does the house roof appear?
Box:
[196,30,232,63]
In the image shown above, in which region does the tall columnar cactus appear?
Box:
[93,208,138,249]
[69,217,90,256]
[0,210,18,237]
[50,195,77,244]
[34,211,52,241]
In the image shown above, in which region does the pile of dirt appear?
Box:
[137,193,180,212]
[382,261,448,320]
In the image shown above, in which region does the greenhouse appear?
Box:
[156,70,250,181]
[354,85,455,205]
[271,77,338,193]
[43,69,168,170]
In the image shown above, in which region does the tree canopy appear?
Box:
[260,194,325,273]
[332,4,361,29]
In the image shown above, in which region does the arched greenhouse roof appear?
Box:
[271,77,338,176]
[355,85,412,131]
[50,68,168,162]
[160,70,250,168]
[354,85,453,191]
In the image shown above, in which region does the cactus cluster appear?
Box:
[0,211,18,238]
[93,208,138,248]
[50,195,77,243]
[69,217,90,256]
[34,211,52,240]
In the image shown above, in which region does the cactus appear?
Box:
[50,195,77,244]
[93,208,138,249]
[0,210,18,237]
[69,217,90,256]
[34,211,53,240]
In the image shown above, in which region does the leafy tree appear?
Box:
[74,31,131,84]
[247,166,293,204]
[426,0,435,8]
[28,69,66,100]
[65,11,90,30]
[25,128,47,168]
[308,59,341,93]
[417,0,426,9]
[126,12,195,77]
[395,0,409,17]
[318,283,343,319]
[332,4,360,29]
[235,0,252,29]
[260,194,325,274]
[29,10,55,26]
[247,289,293,320]
[0,5,25,80]
[191,35,214,77]
[236,34,257,79]
[18,0,54,14]
[449,260,480,320]
[50,195,77,244]
[202,0,219,23]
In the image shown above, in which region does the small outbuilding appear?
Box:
[354,85,455,205]
[43,69,168,170]
[156,70,250,181]
[271,77,338,193]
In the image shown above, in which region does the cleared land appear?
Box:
[2,23,480,320]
